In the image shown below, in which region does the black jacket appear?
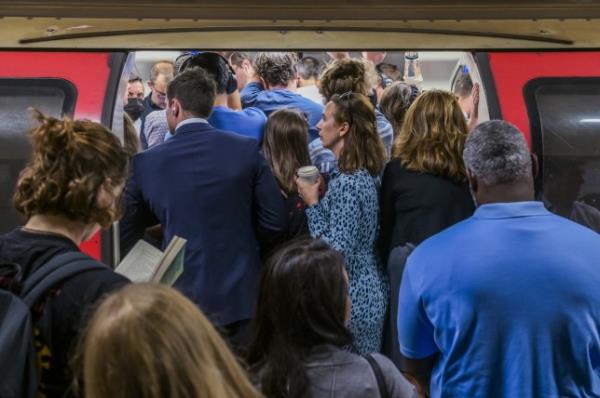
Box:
[379,159,475,261]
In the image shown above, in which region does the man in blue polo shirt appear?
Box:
[241,52,323,141]
[398,120,600,398]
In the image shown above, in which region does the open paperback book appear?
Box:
[115,236,186,285]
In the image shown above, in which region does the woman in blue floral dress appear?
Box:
[296,92,388,354]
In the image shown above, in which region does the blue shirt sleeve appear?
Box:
[398,260,439,359]
[375,110,394,157]
[245,107,267,122]
[240,82,264,109]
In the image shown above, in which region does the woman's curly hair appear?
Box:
[318,58,378,102]
[13,110,129,228]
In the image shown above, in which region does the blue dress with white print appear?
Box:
[305,168,389,354]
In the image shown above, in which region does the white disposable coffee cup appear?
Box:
[297,165,320,184]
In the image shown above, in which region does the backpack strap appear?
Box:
[365,353,389,398]
[21,252,107,308]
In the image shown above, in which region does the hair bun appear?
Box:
[29,109,78,156]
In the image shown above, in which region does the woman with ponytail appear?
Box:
[0,110,130,397]
[296,92,388,355]
[247,238,414,398]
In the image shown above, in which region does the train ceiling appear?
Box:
[2,0,600,49]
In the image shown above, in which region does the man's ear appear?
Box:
[466,168,478,195]
[170,99,181,118]
[147,80,154,89]
[531,153,539,179]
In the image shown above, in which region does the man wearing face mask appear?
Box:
[398,120,600,398]
[123,75,145,132]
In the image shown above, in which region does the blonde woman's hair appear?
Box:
[392,90,469,182]
[81,283,262,398]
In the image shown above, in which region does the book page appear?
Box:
[153,236,186,285]
[159,247,185,285]
[115,240,163,283]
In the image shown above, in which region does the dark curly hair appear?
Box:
[253,52,298,87]
[13,110,129,228]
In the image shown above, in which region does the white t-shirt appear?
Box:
[297,85,325,105]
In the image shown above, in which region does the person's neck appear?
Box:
[299,78,317,87]
[150,95,163,108]
[178,111,205,123]
[331,140,344,159]
[213,94,229,108]
[476,180,535,206]
[24,214,89,246]
[268,81,297,92]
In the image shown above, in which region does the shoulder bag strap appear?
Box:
[22,252,107,308]
[365,353,390,398]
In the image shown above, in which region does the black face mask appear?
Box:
[124,97,145,121]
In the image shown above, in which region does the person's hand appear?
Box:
[467,83,480,132]
[318,175,327,198]
[295,175,321,207]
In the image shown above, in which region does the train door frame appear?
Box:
[0,50,129,265]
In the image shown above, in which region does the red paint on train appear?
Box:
[2,52,114,260]
[488,52,600,146]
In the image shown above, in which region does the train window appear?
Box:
[0,78,76,233]
[525,78,600,231]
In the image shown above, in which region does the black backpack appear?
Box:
[0,252,106,398]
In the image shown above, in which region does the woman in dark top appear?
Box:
[247,238,414,398]
[262,108,312,240]
[379,90,475,261]
[0,111,130,397]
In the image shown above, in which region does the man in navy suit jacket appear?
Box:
[120,67,286,345]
